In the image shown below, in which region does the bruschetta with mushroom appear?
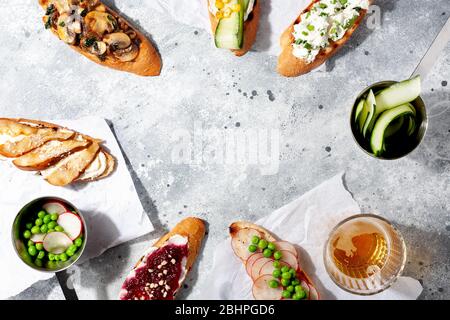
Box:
[230,221,319,300]
[120,217,206,300]
[0,118,116,187]
[38,0,161,76]
[207,0,260,56]
[278,0,372,77]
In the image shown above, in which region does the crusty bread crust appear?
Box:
[38,1,161,76]
[148,217,206,273]
[277,0,371,77]
[229,220,317,296]
[208,0,260,57]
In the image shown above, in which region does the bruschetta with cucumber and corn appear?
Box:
[207,0,260,56]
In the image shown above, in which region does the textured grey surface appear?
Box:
[2,0,449,300]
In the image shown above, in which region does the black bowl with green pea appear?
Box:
[350,76,428,160]
[12,197,87,272]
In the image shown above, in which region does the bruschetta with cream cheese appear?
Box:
[278,0,372,77]
[38,0,161,76]
[120,217,206,300]
[230,221,319,300]
[207,0,260,56]
[0,118,115,186]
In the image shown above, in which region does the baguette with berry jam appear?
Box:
[120,217,206,300]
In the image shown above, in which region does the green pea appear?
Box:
[273,251,282,260]
[273,261,280,268]
[27,240,34,247]
[34,259,43,267]
[282,290,292,299]
[281,278,290,287]
[51,213,58,221]
[31,226,40,234]
[251,235,260,245]
[267,242,276,251]
[281,266,290,273]
[295,287,306,299]
[268,280,279,289]
[290,268,296,275]
[263,248,273,258]
[28,246,37,256]
[40,224,48,233]
[48,228,55,233]
[295,285,304,293]
[25,223,33,230]
[38,211,46,219]
[282,272,292,280]
[36,243,44,251]
[287,285,295,292]
[37,251,45,259]
[68,244,77,252]
[248,244,257,253]
[55,226,64,232]
[74,238,83,247]
[23,230,31,239]
[59,253,68,262]
[272,268,281,278]
[54,255,60,261]
[258,239,268,249]
[66,249,75,257]
[43,215,52,224]
[291,279,300,286]
[292,293,302,300]
[35,218,43,226]
[47,221,57,229]
[48,253,55,261]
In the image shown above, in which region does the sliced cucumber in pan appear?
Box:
[354,98,365,126]
[370,104,416,156]
[362,90,377,138]
[384,116,405,138]
[375,76,421,113]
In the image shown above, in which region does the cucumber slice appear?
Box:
[214,0,244,49]
[384,116,405,138]
[362,90,377,138]
[407,116,416,136]
[354,98,365,124]
[375,76,421,113]
[370,104,416,156]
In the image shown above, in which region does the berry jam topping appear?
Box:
[120,242,188,300]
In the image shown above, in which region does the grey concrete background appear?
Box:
[2,0,449,300]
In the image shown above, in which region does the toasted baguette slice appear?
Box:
[208,0,260,56]
[230,221,319,300]
[277,0,371,77]
[13,136,90,171]
[76,149,115,182]
[41,141,101,186]
[0,119,74,158]
[120,217,205,300]
[38,0,161,76]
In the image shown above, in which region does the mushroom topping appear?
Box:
[84,11,117,36]
[103,32,131,50]
[52,0,71,13]
[56,13,76,44]
[88,41,107,56]
[113,43,139,62]
[125,30,137,40]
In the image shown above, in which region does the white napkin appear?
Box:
[151,0,311,56]
[0,117,154,299]
[204,173,423,300]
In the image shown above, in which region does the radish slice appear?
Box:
[309,285,319,300]
[43,202,67,215]
[280,250,299,270]
[43,232,73,254]
[57,212,83,240]
[252,275,283,300]
[245,253,263,276]
[273,241,298,257]
[300,280,310,299]
[251,257,272,280]
[231,228,264,261]
[30,233,45,243]
[258,259,275,277]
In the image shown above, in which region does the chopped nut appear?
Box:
[163,270,168,275]
[159,280,164,286]
[161,261,168,266]
[171,259,176,264]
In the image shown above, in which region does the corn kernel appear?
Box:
[223,7,232,18]
[231,4,241,12]
[216,11,224,19]
[215,0,224,9]
[223,0,231,3]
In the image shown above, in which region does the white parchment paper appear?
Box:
[203,173,423,300]
[150,0,311,55]
[0,117,154,299]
